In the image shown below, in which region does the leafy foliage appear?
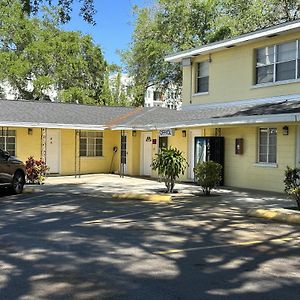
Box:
[25,156,49,184]
[284,166,300,210]
[123,0,300,106]
[20,0,96,24]
[151,147,188,193]
[0,1,106,104]
[194,161,222,196]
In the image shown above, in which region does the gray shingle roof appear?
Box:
[0,100,139,128]
[1,98,300,130]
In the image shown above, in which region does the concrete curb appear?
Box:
[247,208,300,225]
[112,193,172,202]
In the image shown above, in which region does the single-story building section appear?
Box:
[1,95,300,193]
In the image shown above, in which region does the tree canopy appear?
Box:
[21,0,96,24]
[0,0,106,104]
[123,0,300,106]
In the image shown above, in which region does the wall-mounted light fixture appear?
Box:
[208,53,212,63]
[28,128,33,135]
[283,126,289,135]
[132,130,137,137]
[182,130,187,137]
[215,128,221,136]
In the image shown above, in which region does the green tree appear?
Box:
[152,147,188,193]
[20,0,96,24]
[123,0,300,106]
[0,1,106,104]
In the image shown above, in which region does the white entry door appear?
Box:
[141,132,152,176]
[46,129,61,174]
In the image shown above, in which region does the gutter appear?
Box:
[0,121,107,131]
[111,113,300,131]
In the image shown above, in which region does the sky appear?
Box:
[62,0,153,67]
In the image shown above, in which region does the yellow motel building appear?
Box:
[2,21,300,193]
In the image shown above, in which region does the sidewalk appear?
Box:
[42,174,293,209]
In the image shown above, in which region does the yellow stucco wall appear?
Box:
[222,124,296,192]
[76,130,120,175]
[15,127,41,162]
[183,31,300,106]
[13,127,121,176]
[181,124,297,193]
[149,129,189,180]
[10,124,299,193]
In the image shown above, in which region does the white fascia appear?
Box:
[152,113,299,130]
[165,21,300,63]
[182,94,300,111]
[0,122,107,130]
[107,113,300,131]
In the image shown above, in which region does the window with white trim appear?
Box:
[258,128,277,164]
[80,131,103,157]
[256,40,299,84]
[0,129,16,156]
[196,61,209,93]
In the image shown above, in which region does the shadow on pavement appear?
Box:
[0,183,299,299]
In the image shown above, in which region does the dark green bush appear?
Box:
[194,161,222,196]
[284,166,300,210]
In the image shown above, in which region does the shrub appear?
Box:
[194,161,222,196]
[25,156,49,184]
[151,147,188,193]
[284,166,300,210]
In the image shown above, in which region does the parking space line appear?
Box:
[154,236,300,255]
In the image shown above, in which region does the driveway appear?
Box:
[0,175,299,300]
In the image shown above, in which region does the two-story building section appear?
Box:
[165,20,300,192]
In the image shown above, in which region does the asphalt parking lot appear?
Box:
[0,176,300,300]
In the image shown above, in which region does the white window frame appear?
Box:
[80,131,103,157]
[196,61,209,93]
[0,129,16,156]
[257,128,277,164]
[256,39,299,84]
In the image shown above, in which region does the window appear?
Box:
[196,61,209,93]
[80,131,103,157]
[0,129,16,156]
[153,91,162,101]
[258,128,277,164]
[256,40,299,84]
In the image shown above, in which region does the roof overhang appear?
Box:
[153,113,299,130]
[0,122,107,130]
[112,113,300,131]
[165,21,300,63]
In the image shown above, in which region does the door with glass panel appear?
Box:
[194,137,224,185]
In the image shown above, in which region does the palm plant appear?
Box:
[151,147,188,193]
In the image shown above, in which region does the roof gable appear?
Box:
[165,20,300,63]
